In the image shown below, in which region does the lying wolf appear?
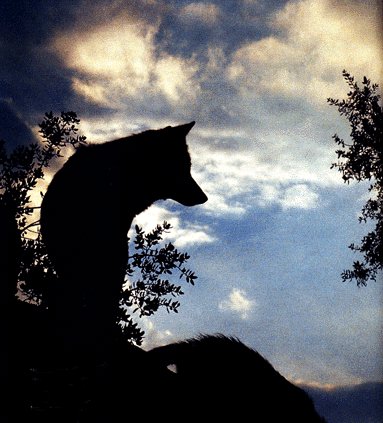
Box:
[149,334,327,422]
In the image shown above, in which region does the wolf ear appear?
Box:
[173,121,195,136]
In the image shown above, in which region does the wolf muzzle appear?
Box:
[172,176,208,207]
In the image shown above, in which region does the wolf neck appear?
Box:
[121,191,158,229]
[107,136,163,224]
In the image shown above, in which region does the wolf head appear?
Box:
[153,121,208,207]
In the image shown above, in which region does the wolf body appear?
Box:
[40,122,207,351]
[149,334,327,422]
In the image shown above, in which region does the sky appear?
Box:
[1,0,382,418]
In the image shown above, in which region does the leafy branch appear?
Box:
[328,71,382,286]
[1,111,87,303]
[119,222,198,345]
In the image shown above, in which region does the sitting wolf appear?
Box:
[40,122,207,351]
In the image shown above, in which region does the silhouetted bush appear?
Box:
[329,71,382,286]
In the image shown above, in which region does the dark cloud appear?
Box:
[0,54,75,149]
[0,0,83,142]
[0,99,35,147]
[156,0,274,58]
[0,0,76,45]
[306,382,383,423]
[0,0,162,123]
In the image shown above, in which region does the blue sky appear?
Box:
[1,0,382,408]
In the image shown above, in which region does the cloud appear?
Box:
[154,55,200,103]
[219,287,256,319]
[131,204,216,248]
[306,382,383,423]
[140,318,176,350]
[192,141,332,216]
[228,0,382,104]
[179,2,221,25]
[280,184,319,210]
[53,19,155,104]
[0,99,36,145]
[52,16,200,108]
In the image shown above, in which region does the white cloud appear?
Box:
[52,17,200,107]
[53,19,155,105]
[154,55,200,103]
[202,192,248,216]
[131,204,215,248]
[280,184,319,210]
[180,2,221,24]
[228,0,382,104]
[140,318,176,350]
[169,224,215,248]
[219,288,256,319]
[191,141,333,216]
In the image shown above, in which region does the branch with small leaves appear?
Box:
[119,222,198,345]
[0,111,86,225]
[0,111,86,304]
[328,71,382,286]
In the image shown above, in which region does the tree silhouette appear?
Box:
[0,111,198,345]
[328,71,382,286]
[0,111,84,305]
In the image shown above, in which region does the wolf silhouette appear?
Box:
[149,334,327,422]
[40,122,207,350]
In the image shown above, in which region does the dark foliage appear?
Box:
[0,111,85,304]
[120,222,197,344]
[328,71,382,286]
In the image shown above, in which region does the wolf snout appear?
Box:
[173,176,208,206]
